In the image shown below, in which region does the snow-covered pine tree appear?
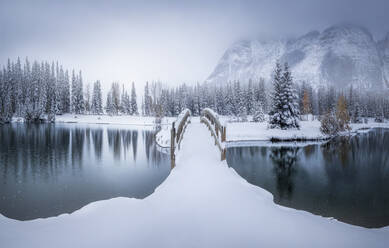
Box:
[351,101,362,123]
[269,62,284,128]
[246,79,255,116]
[0,68,14,123]
[238,83,247,122]
[215,86,225,115]
[63,69,70,113]
[110,82,120,115]
[14,57,24,117]
[24,61,45,122]
[144,81,151,116]
[130,82,138,115]
[91,80,103,114]
[225,82,234,116]
[105,91,113,116]
[121,85,131,115]
[282,63,300,128]
[257,78,267,112]
[269,62,299,129]
[76,71,85,114]
[84,83,91,114]
[252,101,265,122]
[71,70,77,113]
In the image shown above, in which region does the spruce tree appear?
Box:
[71,70,77,113]
[253,101,265,122]
[269,62,299,129]
[91,80,103,114]
[131,82,138,115]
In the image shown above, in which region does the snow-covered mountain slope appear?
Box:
[207,24,387,90]
[378,33,389,88]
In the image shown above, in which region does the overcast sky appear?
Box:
[1,0,388,91]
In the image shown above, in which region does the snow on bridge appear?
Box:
[1,110,388,247]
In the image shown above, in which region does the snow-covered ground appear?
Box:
[227,119,389,142]
[55,114,175,126]
[1,120,388,248]
[156,125,171,147]
[156,117,389,147]
[12,114,175,126]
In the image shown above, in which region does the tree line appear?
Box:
[0,58,140,123]
[1,57,388,127]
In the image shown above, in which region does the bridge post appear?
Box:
[221,126,226,142]
[221,148,226,161]
[171,122,176,169]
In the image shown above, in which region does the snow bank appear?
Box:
[156,125,171,147]
[155,109,191,148]
[1,120,388,248]
[227,119,389,142]
[55,114,175,126]
[227,120,328,141]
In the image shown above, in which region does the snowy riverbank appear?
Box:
[227,119,389,142]
[155,117,389,147]
[55,114,175,126]
[1,121,388,248]
[12,114,175,126]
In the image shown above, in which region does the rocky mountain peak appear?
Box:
[207,24,387,90]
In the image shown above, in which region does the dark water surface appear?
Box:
[226,128,389,228]
[0,123,170,220]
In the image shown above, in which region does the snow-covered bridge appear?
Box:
[1,108,389,247]
[170,108,227,168]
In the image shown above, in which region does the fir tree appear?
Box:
[91,80,103,114]
[130,82,138,115]
[252,101,265,122]
[269,62,299,129]
[85,83,91,114]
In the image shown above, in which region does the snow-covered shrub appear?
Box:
[238,112,248,122]
[320,112,339,136]
[375,115,384,123]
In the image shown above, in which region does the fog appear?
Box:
[1,0,388,91]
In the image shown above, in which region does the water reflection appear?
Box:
[0,123,170,220]
[270,148,299,200]
[226,128,389,228]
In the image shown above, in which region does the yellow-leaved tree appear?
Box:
[336,95,350,131]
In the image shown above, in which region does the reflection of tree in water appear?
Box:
[303,145,315,158]
[71,128,85,168]
[270,147,299,200]
[0,124,71,182]
[321,136,351,167]
[85,128,91,152]
[143,130,166,167]
[91,128,103,160]
[107,129,122,160]
[120,130,132,159]
[132,130,138,161]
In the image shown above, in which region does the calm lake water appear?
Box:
[226,128,389,228]
[0,123,170,220]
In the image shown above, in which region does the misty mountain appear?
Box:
[207,24,389,90]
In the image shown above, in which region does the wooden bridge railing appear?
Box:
[201,108,226,161]
[170,109,191,168]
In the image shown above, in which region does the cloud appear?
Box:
[1,0,387,90]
